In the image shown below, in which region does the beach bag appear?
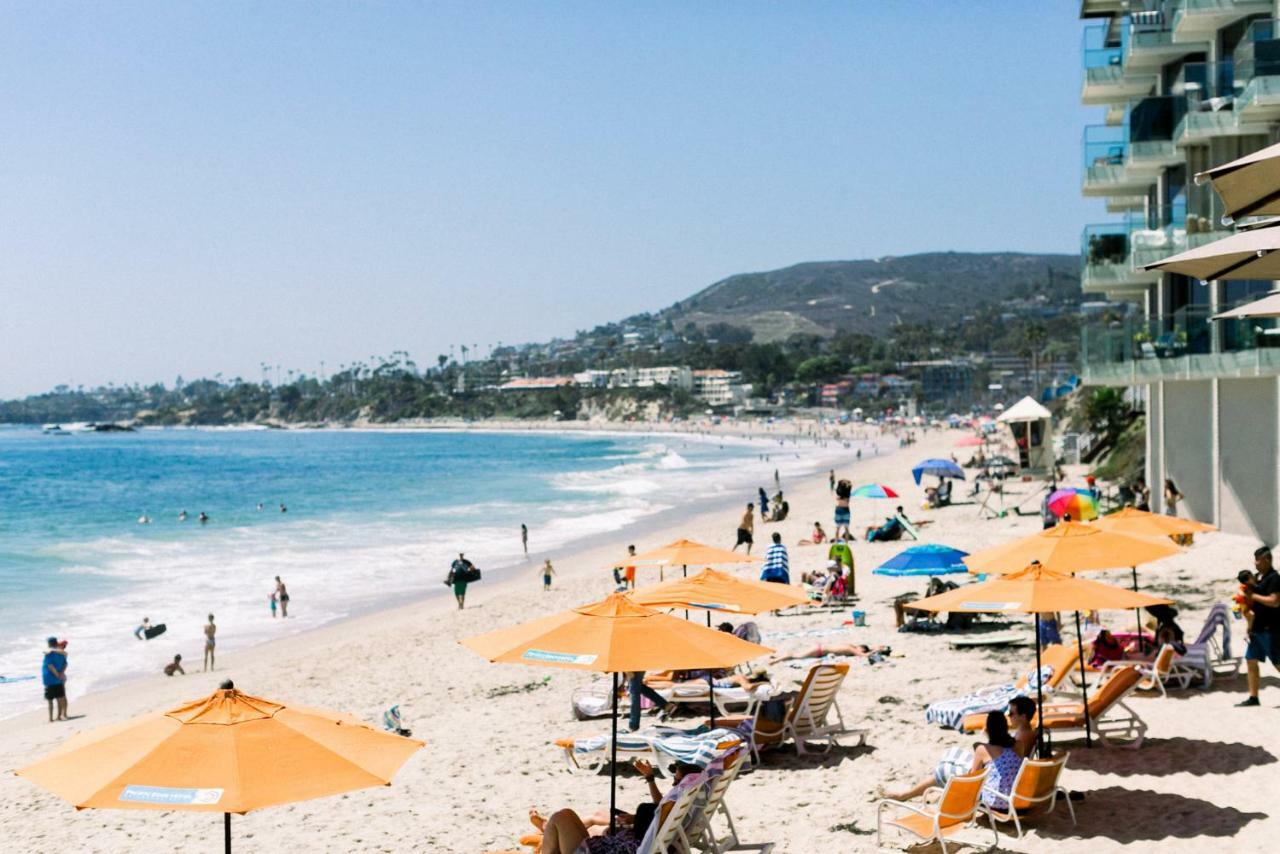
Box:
[465,566,482,583]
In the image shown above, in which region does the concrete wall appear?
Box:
[1219,377,1279,545]
[1162,380,1215,523]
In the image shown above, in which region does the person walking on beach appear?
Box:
[627,672,670,732]
[203,614,216,671]
[1163,479,1183,517]
[757,487,769,521]
[834,479,853,541]
[448,553,475,609]
[275,576,290,618]
[828,469,835,492]
[623,544,637,590]
[542,559,556,591]
[760,532,790,585]
[733,504,754,555]
[521,523,529,556]
[1239,545,1280,707]
[42,637,68,723]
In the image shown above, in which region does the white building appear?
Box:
[693,369,748,406]
[634,366,693,390]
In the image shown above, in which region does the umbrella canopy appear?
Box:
[617,538,759,569]
[996,397,1051,423]
[1047,488,1100,522]
[954,435,984,447]
[1142,222,1280,281]
[912,458,965,484]
[461,593,771,835]
[911,564,1173,754]
[17,685,424,851]
[911,563,1173,614]
[873,544,970,577]
[1212,289,1280,320]
[1091,506,1217,538]
[627,567,810,614]
[851,483,899,499]
[460,592,771,672]
[964,521,1180,576]
[1195,140,1280,223]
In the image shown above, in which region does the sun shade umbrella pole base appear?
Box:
[1035,615,1046,759]
[610,671,619,837]
[1132,566,1142,648]
[225,812,231,854]
[1075,611,1092,748]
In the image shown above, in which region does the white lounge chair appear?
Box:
[1100,644,1194,697]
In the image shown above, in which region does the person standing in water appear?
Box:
[521,523,529,556]
[274,577,289,618]
[203,614,216,671]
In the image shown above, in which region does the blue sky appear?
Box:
[0,2,1098,397]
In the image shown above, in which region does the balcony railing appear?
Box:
[1081,305,1280,384]
[1081,222,1163,292]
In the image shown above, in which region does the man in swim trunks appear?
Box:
[275,576,290,618]
[42,637,68,722]
[623,544,637,590]
[733,504,754,555]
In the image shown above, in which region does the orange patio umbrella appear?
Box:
[615,538,759,581]
[1091,506,1217,538]
[461,592,770,833]
[628,567,811,624]
[963,521,1180,576]
[910,563,1172,751]
[966,520,1182,645]
[16,682,424,853]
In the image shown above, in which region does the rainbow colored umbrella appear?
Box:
[851,483,898,499]
[1047,488,1099,521]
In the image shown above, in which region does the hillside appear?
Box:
[659,252,1080,342]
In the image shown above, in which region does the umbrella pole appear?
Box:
[225,812,231,854]
[684,565,690,621]
[709,674,717,728]
[609,672,619,836]
[1132,566,1142,648]
[1034,614,1046,759]
[1074,611,1092,748]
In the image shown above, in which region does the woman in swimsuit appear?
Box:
[203,614,216,672]
[769,642,889,664]
[275,576,290,618]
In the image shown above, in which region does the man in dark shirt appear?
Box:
[1239,546,1280,707]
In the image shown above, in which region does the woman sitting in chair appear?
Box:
[878,700,1033,811]
[529,758,702,853]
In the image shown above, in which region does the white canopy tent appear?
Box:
[996,396,1053,473]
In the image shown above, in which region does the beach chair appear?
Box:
[1179,603,1238,688]
[685,746,773,853]
[982,752,1075,839]
[640,775,706,854]
[662,682,773,719]
[555,726,746,774]
[1100,644,1194,697]
[1039,665,1146,748]
[947,645,1079,733]
[785,662,863,755]
[877,769,998,854]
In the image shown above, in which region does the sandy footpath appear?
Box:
[1,426,1277,853]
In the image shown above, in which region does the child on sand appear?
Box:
[542,559,556,591]
[164,655,185,676]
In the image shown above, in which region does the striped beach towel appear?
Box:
[924,666,1053,730]
[570,723,751,769]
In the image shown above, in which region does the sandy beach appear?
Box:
[1,426,1276,853]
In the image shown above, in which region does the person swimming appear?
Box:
[280,503,287,513]
[198,512,209,524]
[178,510,188,522]
[137,514,150,524]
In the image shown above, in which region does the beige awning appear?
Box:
[1142,224,1280,281]
[1196,141,1280,224]
[1212,291,1280,320]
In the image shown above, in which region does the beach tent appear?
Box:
[910,563,1172,750]
[460,593,770,835]
[873,544,969,577]
[16,683,423,853]
[996,397,1052,473]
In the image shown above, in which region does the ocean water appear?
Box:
[0,425,832,719]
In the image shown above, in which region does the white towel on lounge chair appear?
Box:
[924,666,1053,730]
